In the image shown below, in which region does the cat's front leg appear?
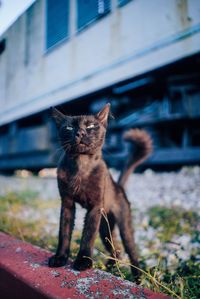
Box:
[49,199,75,267]
[73,206,101,271]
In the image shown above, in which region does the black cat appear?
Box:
[48,104,152,279]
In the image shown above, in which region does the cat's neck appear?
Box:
[62,151,102,172]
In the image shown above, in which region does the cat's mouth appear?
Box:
[75,139,95,153]
[74,140,89,150]
[78,138,91,146]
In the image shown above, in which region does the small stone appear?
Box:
[15,247,22,253]
[60,281,67,288]
[30,263,40,269]
[51,270,60,277]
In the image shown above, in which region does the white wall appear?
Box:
[0,0,200,125]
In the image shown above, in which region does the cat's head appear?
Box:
[52,104,110,155]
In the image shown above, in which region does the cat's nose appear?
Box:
[76,129,85,138]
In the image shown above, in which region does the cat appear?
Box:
[48,103,152,280]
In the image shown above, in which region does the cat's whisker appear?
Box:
[53,142,71,156]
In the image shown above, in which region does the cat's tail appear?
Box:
[118,129,152,188]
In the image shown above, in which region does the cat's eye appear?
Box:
[66,126,73,131]
[86,124,95,129]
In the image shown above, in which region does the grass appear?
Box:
[148,206,199,242]
[0,191,58,251]
[0,191,199,299]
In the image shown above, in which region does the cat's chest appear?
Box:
[58,156,91,182]
[74,177,101,208]
[57,162,102,208]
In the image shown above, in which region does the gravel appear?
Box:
[0,166,199,228]
[0,166,199,266]
[112,166,200,210]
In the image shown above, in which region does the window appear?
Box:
[46,0,69,50]
[77,0,111,31]
[0,39,6,55]
[118,0,132,7]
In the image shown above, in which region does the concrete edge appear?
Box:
[0,232,171,299]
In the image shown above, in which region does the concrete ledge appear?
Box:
[0,232,170,299]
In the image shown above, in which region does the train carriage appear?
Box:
[0,0,200,172]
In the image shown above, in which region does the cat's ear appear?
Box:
[51,107,66,127]
[96,103,110,127]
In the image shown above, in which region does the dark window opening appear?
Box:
[156,125,183,148]
[18,114,44,129]
[118,0,132,7]
[170,91,184,114]
[46,0,69,49]
[0,39,6,55]
[77,0,111,31]
[190,124,200,147]
[0,124,9,135]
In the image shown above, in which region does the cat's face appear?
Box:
[52,104,110,155]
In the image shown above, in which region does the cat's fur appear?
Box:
[48,104,152,279]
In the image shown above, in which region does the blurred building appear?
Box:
[0,0,200,172]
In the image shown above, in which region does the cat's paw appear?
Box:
[106,258,117,269]
[131,265,141,284]
[48,255,68,267]
[73,255,93,271]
